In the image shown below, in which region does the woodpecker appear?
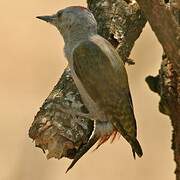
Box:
[37,6,143,172]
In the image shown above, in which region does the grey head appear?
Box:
[36,6,97,41]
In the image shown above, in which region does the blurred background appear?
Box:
[0,0,174,180]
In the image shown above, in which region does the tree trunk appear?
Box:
[136,0,180,179]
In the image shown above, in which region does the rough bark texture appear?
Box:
[29,68,93,159]
[136,0,180,71]
[138,0,180,179]
[88,0,146,64]
[29,0,146,163]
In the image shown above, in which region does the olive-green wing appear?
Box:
[73,39,142,157]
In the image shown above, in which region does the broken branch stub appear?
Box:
[29,68,93,159]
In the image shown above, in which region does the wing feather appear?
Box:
[73,37,137,139]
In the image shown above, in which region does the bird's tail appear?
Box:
[130,138,143,158]
[66,134,99,173]
[111,118,143,158]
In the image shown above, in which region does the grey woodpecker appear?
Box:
[36,6,143,172]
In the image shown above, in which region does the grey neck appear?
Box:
[62,27,97,61]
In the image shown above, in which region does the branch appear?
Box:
[88,0,146,64]
[135,0,180,179]
[29,0,146,164]
[136,0,180,71]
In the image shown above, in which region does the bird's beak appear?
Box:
[36,15,56,24]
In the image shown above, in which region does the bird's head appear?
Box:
[36,6,97,39]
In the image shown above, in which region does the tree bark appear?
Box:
[29,0,146,163]
[136,0,180,179]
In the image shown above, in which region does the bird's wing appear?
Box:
[72,37,142,158]
[73,37,136,137]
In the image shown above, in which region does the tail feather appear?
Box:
[111,119,143,158]
[131,138,143,158]
[66,134,99,173]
